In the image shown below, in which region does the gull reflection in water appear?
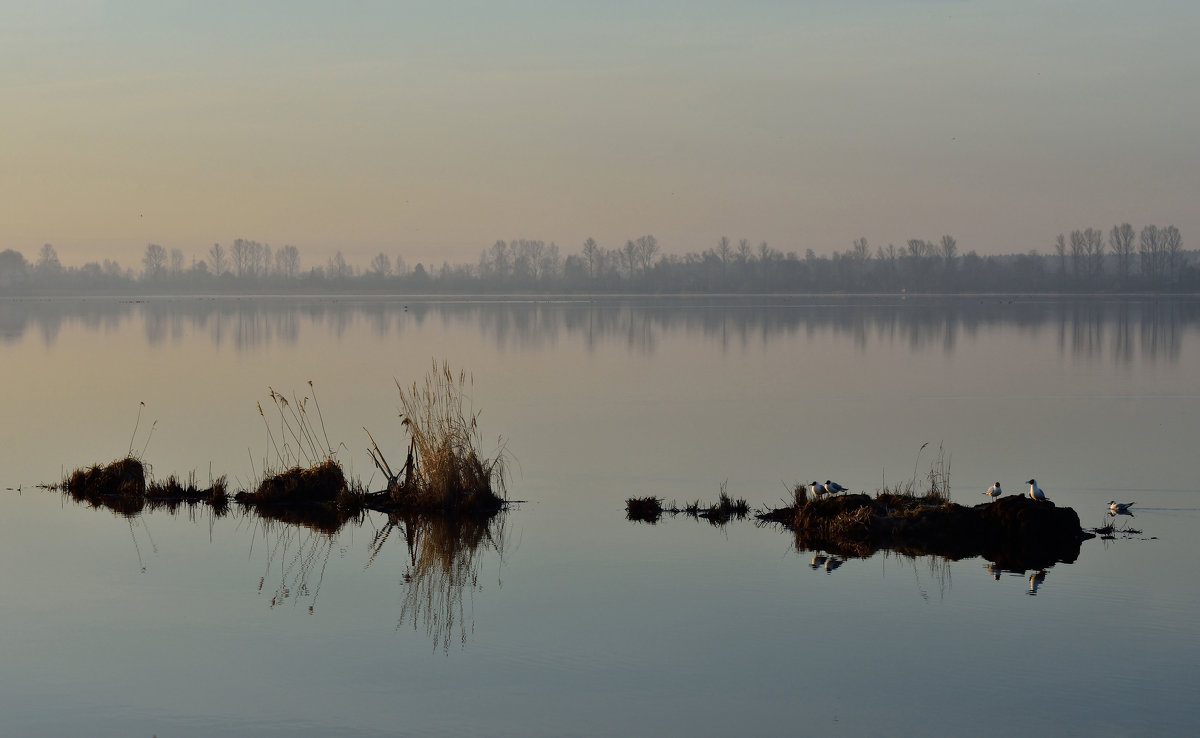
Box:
[1027,569,1047,595]
[808,553,846,574]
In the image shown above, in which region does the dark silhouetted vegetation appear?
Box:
[625,482,751,526]
[50,367,508,526]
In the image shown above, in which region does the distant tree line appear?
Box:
[1,224,1194,295]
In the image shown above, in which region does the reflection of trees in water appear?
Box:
[1140,300,1183,361]
[1050,299,1189,363]
[4,297,1198,364]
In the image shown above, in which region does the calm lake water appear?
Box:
[2,295,1199,736]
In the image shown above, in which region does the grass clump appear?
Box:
[625,496,664,523]
[238,382,355,509]
[239,459,348,504]
[375,360,507,514]
[64,456,147,498]
[626,482,750,526]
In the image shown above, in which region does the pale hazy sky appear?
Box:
[3,1,1197,269]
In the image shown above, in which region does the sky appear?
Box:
[2,1,1198,270]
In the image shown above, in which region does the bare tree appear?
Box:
[716,236,732,281]
[244,240,265,278]
[142,243,167,280]
[1162,225,1182,282]
[1083,227,1104,279]
[539,242,562,280]
[518,240,545,282]
[169,248,185,277]
[939,235,957,275]
[276,245,300,279]
[35,243,62,279]
[1139,225,1161,280]
[328,250,350,279]
[851,237,871,263]
[230,239,250,278]
[490,240,510,280]
[1069,230,1086,281]
[582,237,600,280]
[636,234,659,275]
[1108,224,1135,281]
[368,252,392,278]
[1054,234,1067,278]
[208,243,228,277]
[737,238,752,266]
[621,240,638,280]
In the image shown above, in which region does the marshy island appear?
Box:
[627,450,1094,571]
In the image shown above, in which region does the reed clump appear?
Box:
[375,361,507,514]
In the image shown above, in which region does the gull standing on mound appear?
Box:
[810,481,827,499]
[1027,479,1046,502]
[824,480,848,496]
[984,482,1002,502]
[1108,501,1135,514]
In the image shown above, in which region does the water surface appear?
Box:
[2,296,1198,736]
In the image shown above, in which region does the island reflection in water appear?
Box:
[3,295,1197,362]
[58,487,508,653]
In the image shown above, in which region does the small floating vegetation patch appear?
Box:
[626,483,750,526]
[1090,517,1147,541]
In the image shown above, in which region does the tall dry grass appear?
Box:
[383,360,507,513]
[257,382,339,471]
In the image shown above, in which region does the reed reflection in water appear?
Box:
[251,507,509,652]
[56,481,508,652]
